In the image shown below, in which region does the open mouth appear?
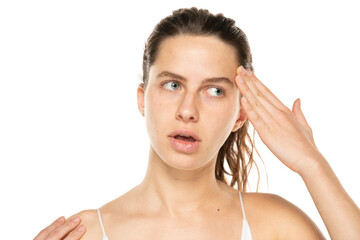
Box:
[168,135,200,153]
[173,135,196,142]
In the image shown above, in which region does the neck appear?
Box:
[136,146,225,218]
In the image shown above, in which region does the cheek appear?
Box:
[203,98,239,137]
[205,105,236,132]
[145,90,169,116]
[144,90,171,134]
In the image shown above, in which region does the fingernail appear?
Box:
[72,216,80,223]
[239,66,246,74]
[56,216,64,222]
[77,225,85,232]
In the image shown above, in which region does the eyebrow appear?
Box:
[156,71,234,87]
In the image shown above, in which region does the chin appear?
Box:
[160,152,213,171]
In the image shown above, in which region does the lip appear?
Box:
[168,136,201,153]
[168,129,201,141]
[168,129,201,153]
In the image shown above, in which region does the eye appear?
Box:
[163,81,181,91]
[162,81,225,98]
[206,86,224,97]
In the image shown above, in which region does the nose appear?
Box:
[176,93,199,122]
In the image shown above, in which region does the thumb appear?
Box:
[292,98,312,131]
[292,98,318,150]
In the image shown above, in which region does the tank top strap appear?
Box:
[238,191,247,220]
[96,208,109,240]
[238,191,253,239]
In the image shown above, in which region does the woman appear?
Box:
[34,7,360,240]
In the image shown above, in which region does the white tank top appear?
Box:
[97,190,252,240]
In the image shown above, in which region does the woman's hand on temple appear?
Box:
[34,215,86,240]
[235,66,324,175]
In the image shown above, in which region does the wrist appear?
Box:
[298,152,328,181]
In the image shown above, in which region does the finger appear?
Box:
[240,95,266,133]
[235,70,276,126]
[46,216,82,240]
[237,66,288,112]
[292,98,312,131]
[63,224,86,240]
[34,216,66,240]
[292,99,316,147]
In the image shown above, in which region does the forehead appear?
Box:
[150,35,239,81]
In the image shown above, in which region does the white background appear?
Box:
[1,0,359,239]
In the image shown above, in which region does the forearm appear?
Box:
[300,154,360,239]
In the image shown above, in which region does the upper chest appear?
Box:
[104,212,242,240]
[93,191,280,240]
[100,205,276,240]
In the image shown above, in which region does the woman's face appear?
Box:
[137,35,246,170]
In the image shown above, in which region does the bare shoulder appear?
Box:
[63,187,138,239]
[66,209,102,240]
[244,192,326,240]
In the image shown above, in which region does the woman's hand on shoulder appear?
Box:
[264,193,326,240]
[34,209,99,240]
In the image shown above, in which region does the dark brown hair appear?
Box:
[140,7,265,192]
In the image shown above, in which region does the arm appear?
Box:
[299,154,360,239]
[235,66,360,239]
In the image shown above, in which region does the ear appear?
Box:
[231,105,247,132]
[137,83,145,117]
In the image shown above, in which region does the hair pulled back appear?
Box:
[141,7,264,192]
